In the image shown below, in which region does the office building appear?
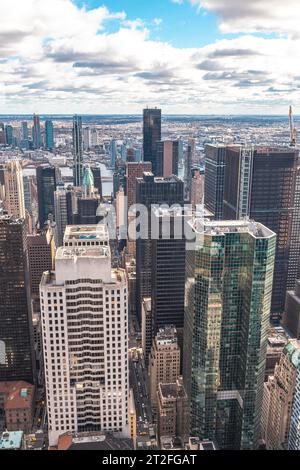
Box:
[262,339,300,450]
[283,280,300,339]
[288,350,300,449]
[143,108,161,175]
[32,114,42,149]
[91,166,102,199]
[151,206,186,337]
[223,146,299,322]
[37,164,56,228]
[184,139,195,199]
[45,120,54,149]
[135,173,184,321]
[72,115,83,187]
[4,161,25,219]
[54,185,69,247]
[157,378,188,445]
[149,326,180,409]
[156,140,179,177]
[183,219,276,450]
[110,139,117,168]
[204,144,226,219]
[5,125,13,146]
[40,225,129,446]
[0,123,6,145]
[83,127,90,151]
[0,215,34,384]
[27,231,53,296]
[190,168,204,207]
[265,327,289,381]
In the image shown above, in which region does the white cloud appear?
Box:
[190,0,300,36]
[0,0,299,114]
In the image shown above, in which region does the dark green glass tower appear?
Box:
[183,219,276,449]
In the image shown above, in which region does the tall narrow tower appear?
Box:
[72,115,83,187]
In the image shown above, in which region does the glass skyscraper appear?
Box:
[37,164,57,228]
[143,108,161,176]
[45,120,54,149]
[183,219,276,450]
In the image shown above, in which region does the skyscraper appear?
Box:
[203,144,227,219]
[143,108,161,176]
[183,219,276,450]
[223,145,299,322]
[40,225,129,446]
[54,185,69,247]
[37,164,56,228]
[288,347,300,450]
[151,207,186,335]
[4,161,26,219]
[72,115,83,187]
[110,139,117,168]
[184,138,195,200]
[0,215,34,384]
[156,140,179,177]
[135,173,184,321]
[83,126,90,151]
[45,120,54,150]
[5,125,13,146]
[32,114,42,149]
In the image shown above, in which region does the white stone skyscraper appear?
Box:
[40,225,129,446]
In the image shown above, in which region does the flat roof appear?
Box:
[56,245,110,260]
[0,431,23,450]
[192,218,275,239]
[64,224,109,241]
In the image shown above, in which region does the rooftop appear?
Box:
[63,224,109,242]
[0,431,23,450]
[56,245,110,260]
[192,218,275,239]
[156,325,178,346]
[56,432,134,451]
[0,381,34,410]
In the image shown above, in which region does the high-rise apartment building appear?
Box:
[135,173,184,321]
[32,114,42,149]
[4,161,25,219]
[183,219,276,450]
[0,215,34,384]
[37,164,56,228]
[261,339,300,450]
[203,144,226,219]
[223,146,299,322]
[72,115,83,187]
[40,225,129,446]
[143,108,161,176]
[156,140,179,177]
[149,326,181,409]
[45,120,54,150]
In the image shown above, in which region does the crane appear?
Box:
[289,105,297,147]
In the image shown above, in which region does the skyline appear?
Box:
[0,0,300,114]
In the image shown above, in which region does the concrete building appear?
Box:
[149,326,180,410]
[157,378,188,446]
[27,231,54,297]
[4,160,25,219]
[40,225,129,446]
[265,327,289,381]
[0,430,23,450]
[261,339,300,449]
[190,168,204,207]
[156,140,179,177]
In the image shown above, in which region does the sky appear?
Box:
[0,0,300,114]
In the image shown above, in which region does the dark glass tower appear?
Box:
[143,108,161,176]
[135,172,184,322]
[45,120,54,150]
[204,144,226,219]
[223,146,299,322]
[0,215,34,383]
[73,115,83,187]
[151,207,186,355]
[37,164,57,228]
[183,219,276,450]
[33,114,42,149]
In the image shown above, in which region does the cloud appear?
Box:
[0,0,300,114]
[189,0,300,36]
